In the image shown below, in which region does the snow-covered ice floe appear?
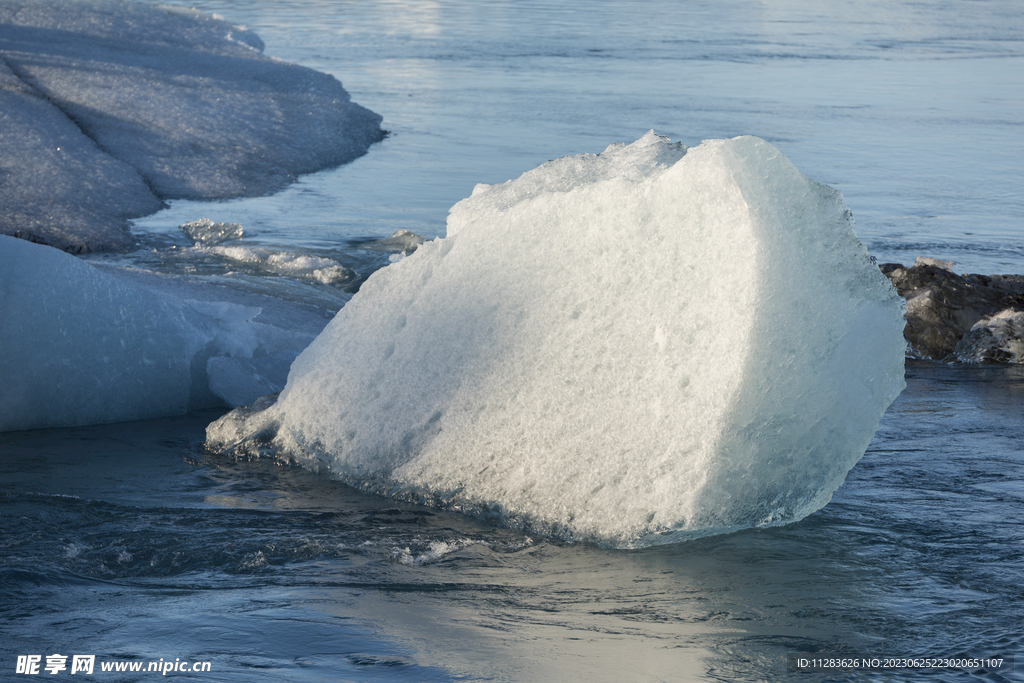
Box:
[0,235,328,432]
[207,133,906,548]
[0,0,384,252]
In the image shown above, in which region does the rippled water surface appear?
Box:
[4,0,1024,680]
[2,362,1023,681]
[87,0,1024,284]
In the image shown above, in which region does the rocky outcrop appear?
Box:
[953,310,1024,363]
[880,257,1024,362]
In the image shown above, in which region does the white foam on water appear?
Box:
[391,539,487,567]
[207,133,906,548]
[205,246,355,284]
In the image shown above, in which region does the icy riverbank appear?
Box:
[0,0,383,252]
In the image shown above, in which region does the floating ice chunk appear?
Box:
[181,218,244,245]
[310,266,353,285]
[206,246,355,284]
[914,256,956,271]
[0,0,384,251]
[0,236,323,431]
[367,230,427,252]
[1,236,199,430]
[207,134,906,548]
[265,253,349,283]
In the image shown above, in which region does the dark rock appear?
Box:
[953,309,1024,364]
[880,257,1024,361]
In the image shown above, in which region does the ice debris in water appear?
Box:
[391,539,484,566]
[914,256,956,271]
[207,132,906,548]
[181,218,244,245]
[0,235,323,431]
[367,230,426,252]
[208,246,354,285]
[176,219,352,284]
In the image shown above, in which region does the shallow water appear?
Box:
[4,0,1024,680]
[2,361,1023,681]
[85,0,1024,289]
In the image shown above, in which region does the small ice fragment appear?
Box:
[367,230,426,252]
[914,256,956,271]
[181,218,244,244]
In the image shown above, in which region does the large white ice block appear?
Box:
[208,133,906,548]
[0,236,322,432]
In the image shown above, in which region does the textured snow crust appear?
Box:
[0,55,161,252]
[0,0,383,252]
